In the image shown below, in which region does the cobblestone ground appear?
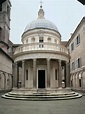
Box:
[0,93,85,114]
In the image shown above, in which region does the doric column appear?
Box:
[58,60,62,87]
[47,59,50,88]
[66,62,70,87]
[33,59,37,88]
[14,62,18,87]
[22,61,25,87]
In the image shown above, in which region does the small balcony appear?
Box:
[14,43,68,55]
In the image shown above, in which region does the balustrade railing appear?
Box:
[14,43,68,55]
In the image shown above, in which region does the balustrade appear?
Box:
[14,43,68,55]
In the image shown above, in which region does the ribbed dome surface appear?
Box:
[24,18,59,33]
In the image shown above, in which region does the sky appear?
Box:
[10,0,85,44]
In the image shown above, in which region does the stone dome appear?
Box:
[24,18,59,33]
[24,5,59,33]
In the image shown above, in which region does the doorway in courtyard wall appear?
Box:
[38,70,45,88]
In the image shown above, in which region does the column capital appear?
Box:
[47,58,50,61]
[22,60,25,63]
[33,59,37,62]
[58,59,61,63]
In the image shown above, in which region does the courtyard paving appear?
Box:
[0,93,85,114]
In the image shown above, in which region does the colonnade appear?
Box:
[13,59,70,89]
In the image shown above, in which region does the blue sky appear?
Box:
[10,0,85,44]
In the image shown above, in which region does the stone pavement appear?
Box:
[0,93,85,114]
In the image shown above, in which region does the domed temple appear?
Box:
[2,3,82,100]
[14,5,69,90]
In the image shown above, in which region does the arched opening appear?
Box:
[79,73,82,87]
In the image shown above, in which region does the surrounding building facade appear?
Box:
[67,17,85,91]
[0,48,13,90]
[0,0,13,91]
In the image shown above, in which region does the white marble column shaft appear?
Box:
[58,60,62,87]
[47,59,50,88]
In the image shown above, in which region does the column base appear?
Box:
[58,87,62,89]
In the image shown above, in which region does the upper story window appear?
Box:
[72,62,75,71]
[71,42,74,51]
[39,37,43,43]
[39,37,44,48]
[76,34,80,46]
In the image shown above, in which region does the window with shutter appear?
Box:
[71,42,74,51]
[76,34,80,46]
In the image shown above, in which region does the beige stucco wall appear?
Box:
[0,51,12,90]
[0,52,12,74]
[69,20,85,90]
[69,22,85,69]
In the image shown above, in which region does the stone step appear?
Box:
[2,91,82,101]
[2,94,82,101]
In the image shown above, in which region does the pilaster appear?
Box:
[14,62,18,87]
[66,62,70,87]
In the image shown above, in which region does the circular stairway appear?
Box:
[1,88,82,101]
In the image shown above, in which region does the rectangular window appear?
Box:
[71,42,74,51]
[78,58,81,68]
[39,39,43,43]
[39,37,43,43]
[26,70,28,80]
[76,34,80,45]
[55,69,58,80]
[72,62,75,70]
[39,37,44,48]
